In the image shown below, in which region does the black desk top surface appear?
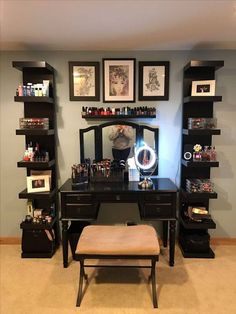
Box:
[60,178,178,194]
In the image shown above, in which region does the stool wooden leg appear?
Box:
[76,259,84,307]
[151,259,158,308]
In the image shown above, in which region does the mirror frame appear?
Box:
[79,120,159,174]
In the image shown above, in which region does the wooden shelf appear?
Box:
[17,159,55,168]
[21,251,55,258]
[183,129,221,135]
[20,217,56,230]
[184,60,224,73]
[184,96,222,103]
[14,96,53,103]
[181,159,219,167]
[16,129,54,136]
[181,189,218,200]
[19,188,57,199]
[179,215,216,230]
[178,243,215,258]
[12,61,54,73]
[82,114,156,119]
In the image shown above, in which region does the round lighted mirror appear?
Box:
[134,144,157,189]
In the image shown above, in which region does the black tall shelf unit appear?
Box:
[13,61,60,258]
[179,60,224,258]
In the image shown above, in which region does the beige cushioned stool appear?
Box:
[75,225,160,308]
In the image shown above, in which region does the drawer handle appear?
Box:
[116,195,120,201]
[155,196,161,201]
[77,196,81,201]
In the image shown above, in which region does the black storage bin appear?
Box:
[179,231,210,253]
[68,221,90,260]
[21,228,55,258]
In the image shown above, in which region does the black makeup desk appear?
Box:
[60,178,177,268]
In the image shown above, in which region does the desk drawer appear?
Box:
[96,194,138,203]
[143,193,172,203]
[140,203,172,219]
[65,204,98,220]
[65,194,93,203]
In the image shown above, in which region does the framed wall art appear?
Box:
[138,61,170,101]
[69,61,100,101]
[103,58,136,103]
[191,80,215,96]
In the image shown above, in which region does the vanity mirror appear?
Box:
[79,121,159,175]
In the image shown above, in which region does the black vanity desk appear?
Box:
[60,178,177,268]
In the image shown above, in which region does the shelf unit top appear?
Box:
[17,159,55,168]
[16,129,55,136]
[183,129,221,136]
[184,60,224,73]
[184,96,222,103]
[12,61,54,73]
[14,96,54,103]
[181,159,219,168]
[19,188,57,199]
[179,215,216,230]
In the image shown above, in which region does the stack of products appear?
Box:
[90,159,125,182]
[185,206,211,222]
[186,179,214,193]
[188,117,217,129]
[20,118,49,129]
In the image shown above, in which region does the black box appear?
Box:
[179,231,210,253]
[21,228,55,257]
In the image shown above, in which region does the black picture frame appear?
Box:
[138,61,170,101]
[69,61,100,101]
[103,58,136,103]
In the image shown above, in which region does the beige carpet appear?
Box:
[1,244,236,314]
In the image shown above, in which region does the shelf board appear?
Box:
[181,189,218,199]
[82,115,156,119]
[184,96,222,103]
[19,188,57,199]
[181,159,219,167]
[183,129,221,135]
[20,217,56,230]
[14,96,54,103]
[16,129,54,136]
[12,61,54,73]
[17,159,55,168]
[21,250,55,258]
[178,243,215,258]
[179,215,216,230]
[184,60,224,73]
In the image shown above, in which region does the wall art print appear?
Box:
[69,61,100,101]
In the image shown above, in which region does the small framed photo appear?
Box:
[139,61,170,101]
[27,175,50,193]
[103,58,135,103]
[191,80,215,96]
[69,61,100,101]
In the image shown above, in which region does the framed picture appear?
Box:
[103,58,135,102]
[30,170,52,188]
[138,61,170,101]
[69,61,100,101]
[191,80,215,96]
[27,175,50,193]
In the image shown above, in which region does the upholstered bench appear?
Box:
[75,224,160,308]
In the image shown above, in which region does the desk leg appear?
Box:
[162,221,168,247]
[62,221,69,268]
[169,220,176,267]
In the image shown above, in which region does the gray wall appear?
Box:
[0,50,235,237]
